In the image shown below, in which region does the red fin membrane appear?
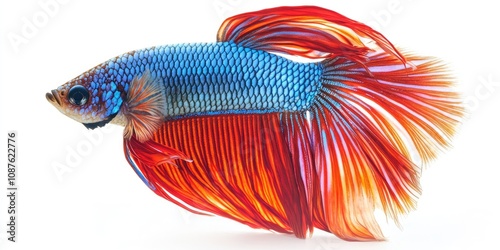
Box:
[124,55,462,238]
[310,51,462,240]
[123,6,463,241]
[126,114,315,237]
[124,136,192,190]
[217,6,406,65]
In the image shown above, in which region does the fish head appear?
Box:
[46,62,127,129]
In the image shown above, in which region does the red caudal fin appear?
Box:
[217,6,406,65]
[310,51,463,240]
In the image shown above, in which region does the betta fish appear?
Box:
[46,6,462,241]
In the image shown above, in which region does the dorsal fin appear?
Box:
[217,6,406,65]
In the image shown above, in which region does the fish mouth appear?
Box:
[46,90,62,106]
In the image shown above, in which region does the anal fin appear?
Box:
[125,114,315,238]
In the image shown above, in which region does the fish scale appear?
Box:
[99,42,324,118]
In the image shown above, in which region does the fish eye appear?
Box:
[68,85,89,106]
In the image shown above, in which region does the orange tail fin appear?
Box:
[310,51,462,240]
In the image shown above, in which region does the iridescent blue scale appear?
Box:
[82,42,324,119]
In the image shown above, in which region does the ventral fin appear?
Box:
[125,136,192,167]
[124,135,193,193]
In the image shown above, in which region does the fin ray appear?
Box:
[308,50,462,240]
[123,50,462,240]
[122,71,166,142]
[217,6,405,64]
[125,114,315,238]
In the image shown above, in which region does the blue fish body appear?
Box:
[76,42,323,120]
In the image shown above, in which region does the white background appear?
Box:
[1,0,499,249]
